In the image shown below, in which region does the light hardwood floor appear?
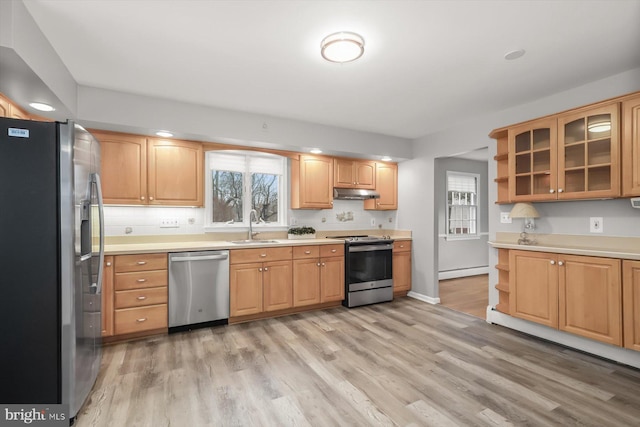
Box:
[77,298,640,426]
[439,274,489,319]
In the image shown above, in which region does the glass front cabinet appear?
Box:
[508,103,620,201]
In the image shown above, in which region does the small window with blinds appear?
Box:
[205,151,287,227]
[446,171,479,239]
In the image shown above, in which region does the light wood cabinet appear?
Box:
[494,249,510,313]
[92,130,203,206]
[622,94,640,196]
[293,244,344,306]
[101,256,114,337]
[364,162,398,210]
[112,253,168,336]
[230,247,293,317]
[0,95,10,117]
[291,155,334,209]
[509,250,559,328]
[334,158,376,189]
[558,255,621,346]
[509,250,623,346]
[623,260,640,351]
[392,241,411,295]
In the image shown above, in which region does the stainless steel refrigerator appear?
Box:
[0,117,104,422]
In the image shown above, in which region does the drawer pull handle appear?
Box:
[331,249,337,253]
[304,250,311,254]
[137,261,147,265]
[260,254,267,257]
[400,245,404,248]
[137,296,147,300]
[136,318,147,323]
[137,279,147,283]
[106,262,112,266]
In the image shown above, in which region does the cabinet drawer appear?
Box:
[115,286,167,309]
[115,253,167,273]
[114,304,167,335]
[320,244,344,258]
[393,241,411,252]
[230,246,292,264]
[115,270,167,290]
[293,245,320,259]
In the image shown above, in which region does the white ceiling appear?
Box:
[22,0,640,139]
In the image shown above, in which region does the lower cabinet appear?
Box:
[392,241,411,295]
[509,250,622,346]
[229,247,293,317]
[623,260,640,351]
[292,245,344,307]
[112,253,168,337]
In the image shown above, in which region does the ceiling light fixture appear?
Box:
[29,102,55,112]
[156,130,173,138]
[380,156,392,161]
[321,31,365,63]
[587,121,611,133]
[504,49,526,60]
[310,148,323,154]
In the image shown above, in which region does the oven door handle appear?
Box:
[348,244,394,252]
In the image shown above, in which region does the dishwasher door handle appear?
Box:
[171,254,229,262]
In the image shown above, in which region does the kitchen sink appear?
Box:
[229,240,280,244]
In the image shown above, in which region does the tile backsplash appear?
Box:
[104,200,397,236]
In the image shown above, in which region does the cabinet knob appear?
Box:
[331,249,337,253]
[141,196,145,200]
[259,267,263,272]
[136,318,147,323]
[264,267,268,271]
[549,189,555,194]
[137,296,147,300]
[558,189,563,193]
[558,261,564,266]
[550,260,556,265]
[149,196,154,200]
[304,250,311,254]
[260,253,267,258]
[106,262,112,266]
[353,182,356,185]
[400,245,404,248]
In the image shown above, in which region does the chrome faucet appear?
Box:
[249,209,259,240]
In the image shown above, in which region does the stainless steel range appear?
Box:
[330,235,394,308]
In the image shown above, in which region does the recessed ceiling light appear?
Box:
[321,31,365,63]
[29,102,55,112]
[504,49,526,61]
[310,148,323,154]
[380,156,392,162]
[156,130,173,138]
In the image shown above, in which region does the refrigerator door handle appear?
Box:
[92,173,105,295]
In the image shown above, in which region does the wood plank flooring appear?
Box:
[77,298,640,426]
[439,274,489,319]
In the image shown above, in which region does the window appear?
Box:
[446,171,478,239]
[205,151,287,228]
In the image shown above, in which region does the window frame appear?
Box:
[204,150,288,232]
[445,170,480,241]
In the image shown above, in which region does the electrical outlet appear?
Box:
[370,218,376,226]
[160,218,179,228]
[590,217,603,233]
[500,212,512,224]
[290,217,298,226]
[188,217,195,225]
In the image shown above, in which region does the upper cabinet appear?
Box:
[0,93,50,121]
[364,162,398,210]
[334,158,376,189]
[291,155,334,209]
[622,93,640,196]
[493,94,630,203]
[92,130,203,206]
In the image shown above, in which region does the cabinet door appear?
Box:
[147,138,203,206]
[622,95,640,196]
[355,161,376,188]
[364,163,398,210]
[0,95,10,117]
[293,258,321,306]
[230,263,263,316]
[509,250,558,328]
[623,260,640,351]
[263,261,293,312]
[557,103,620,199]
[508,118,558,201]
[392,251,411,293]
[558,255,622,346]
[320,256,344,302]
[291,155,334,209]
[93,131,148,205]
[101,256,114,337]
[334,159,356,188]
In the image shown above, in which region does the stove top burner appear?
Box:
[328,235,393,243]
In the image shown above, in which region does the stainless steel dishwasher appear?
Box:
[168,250,229,331]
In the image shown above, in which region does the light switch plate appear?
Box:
[500,212,512,224]
[589,217,603,233]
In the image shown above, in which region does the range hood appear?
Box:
[333,188,380,200]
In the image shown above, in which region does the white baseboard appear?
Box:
[438,266,489,280]
[486,307,640,369]
[407,291,440,305]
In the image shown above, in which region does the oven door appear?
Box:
[346,244,393,287]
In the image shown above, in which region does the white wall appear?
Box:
[399,67,640,302]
